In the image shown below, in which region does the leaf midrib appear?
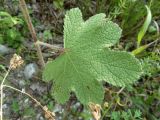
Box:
[65,52,88,89]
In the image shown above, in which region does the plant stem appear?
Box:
[3,85,55,119]
[19,0,45,68]
[101,102,113,120]
[0,66,11,120]
[116,87,125,95]
[36,41,61,51]
[3,85,43,109]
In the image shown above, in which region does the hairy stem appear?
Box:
[19,0,45,68]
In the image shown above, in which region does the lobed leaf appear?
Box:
[43,8,142,105]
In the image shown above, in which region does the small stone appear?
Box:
[30,82,47,94]
[24,63,38,79]
[18,80,25,87]
[58,116,62,120]
[36,113,41,120]
[39,116,45,120]
[0,44,11,55]
[2,104,8,109]
[3,104,10,117]
[24,98,29,103]
[53,104,63,113]
[74,102,81,109]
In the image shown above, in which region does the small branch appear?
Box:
[3,85,43,109]
[3,85,55,119]
[0,66,11,87]
[19,0,45,68]
[116,87,125,95]
[36,41,61,51]
[0,54,55,120]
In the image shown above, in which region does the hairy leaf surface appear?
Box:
[43,8,141,104]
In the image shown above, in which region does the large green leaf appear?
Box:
[43,8,142,104]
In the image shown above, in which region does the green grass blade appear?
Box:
[132,45,148,55]
[137,5,152,47]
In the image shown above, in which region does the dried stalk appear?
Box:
[3,85,55,120]
[0,54,55,120]
[19,0,45,68]
[36,41,61,51]
[0,67,11,120]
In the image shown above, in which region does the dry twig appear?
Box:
[19,0,45,68]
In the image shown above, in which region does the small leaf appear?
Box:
[0,11,19,28]
[137,5,152,47]
[43,8,141,105]
[134,109,142,118]
[53,0,64,9]
[111,111,121,120]
[132,39,159,55]
[43,30,53,41]
[11,100,19,113]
